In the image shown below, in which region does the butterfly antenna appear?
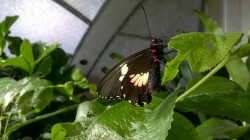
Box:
[141,5,153,39]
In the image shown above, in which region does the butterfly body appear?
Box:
[97,39,165,106]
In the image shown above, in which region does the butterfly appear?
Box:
[97,39,170,106]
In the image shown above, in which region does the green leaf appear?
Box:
[83,97,163,139]
[162,51,189,84]
[241,128,250,140]
[32,88,53,113]
[164,32,243,78]
[34,56,52,76]
[1,57,29,74]
[197,118,249,140]
[101,66,109,74]
[234,43,250,58]
[0,77,18,110]
[1,39,35,74]
[52,122,88,140]
[181,33,243,72]
[0,16,19,34]
[0,16,19,55]
[6,36,23,56]
[15,77,52,114]
[54,83,73,97]
[0,77,17,93]
[177,76,250,123]
[16,90,35,114]
[131,87,178,140]
[20,39,34,74]
[226,57,250,90]
[179,59,201,82]
[5,104,78,140]
[109,52,125,62]
[167,112,200,140]
[64,81,74,96]
[194,10,224,34]
[246,57,250,91]
[71,68,84,82]
[44,48,70,83]
[71,69,97,95]
[34,43,59,65]
[88,84,97,95]
[75,101,106,122]
[0,77,52,114]
[32,42,47,60]
[51,101,105,140]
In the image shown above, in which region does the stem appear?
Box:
[3,104,78,140]
[2,111,11,137]
[175,55,231,103]
[0,111,3,135]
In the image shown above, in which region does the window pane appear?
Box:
[63,0,105,20]
[0,0,88,54]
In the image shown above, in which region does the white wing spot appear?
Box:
[119,64,129,81]
[121,64,128,75]
[119,76,124,81]
[129,72,149,87]
[116,96,122,99]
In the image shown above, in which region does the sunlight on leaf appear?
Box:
[16,77,52,115]
[0,77,18,110]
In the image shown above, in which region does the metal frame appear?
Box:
[71,0,142,76]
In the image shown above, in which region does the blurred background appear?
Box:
[0,0,249,84]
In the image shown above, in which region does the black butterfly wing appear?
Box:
[97,48,154,106]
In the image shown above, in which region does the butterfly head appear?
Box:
[150,39,164,50]
[150,39,161,46]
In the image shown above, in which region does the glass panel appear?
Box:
[0,0,88,54]
[63,0,105,20]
